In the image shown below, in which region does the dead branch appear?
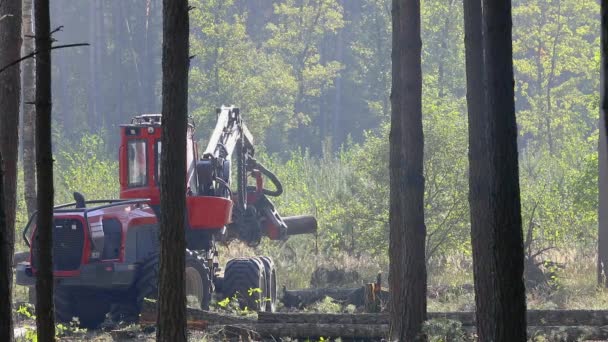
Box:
[0,43,89,74]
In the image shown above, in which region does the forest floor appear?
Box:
[11,253,608,341]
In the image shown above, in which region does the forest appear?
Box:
[0,0,604,341]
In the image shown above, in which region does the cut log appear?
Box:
[282,287,358,307]
[258,312,390,325]
[258,312,473,325]
[282,286,389,307]
[526,310,608,327]
[220,323,389,339]
[140,300,255,325]
[527,325,608,342]
[258,310,608,327]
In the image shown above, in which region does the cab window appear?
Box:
[128,140,147,187]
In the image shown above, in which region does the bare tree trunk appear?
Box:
[389,0,426,340]
[157,0,189,341]
[87,0,98,128]
[599,0,608,287]
[34,0,55,339]
[22,0,36,217]
[0,153,11,342]
[469,0,528,339]
[0,1,22,339]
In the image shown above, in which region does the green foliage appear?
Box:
[55,133,119,204]
[422,319,468,342]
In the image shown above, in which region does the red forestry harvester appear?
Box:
[16,106,317,327]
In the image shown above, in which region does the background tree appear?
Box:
[34,0,55,339]
[0,153,10,342]
[156,0,189,340]
[22,0,36,217]
[0,0,22,340]
[469,0,528,339]
[599,0,608,285]
[389,0,426,340]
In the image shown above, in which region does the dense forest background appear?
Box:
[14,0,600,295]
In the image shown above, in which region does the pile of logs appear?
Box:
[139,301,608,341]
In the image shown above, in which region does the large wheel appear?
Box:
[54,286,111,328]
[258,256,278,312]
[185,252,212,310]
[131,251,211,314]
[222,257,267,311]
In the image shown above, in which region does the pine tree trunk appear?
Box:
[0,152,12,342]
[22,0,36,217]
[87,0,98,127]
[389,0,426,341]
[469,0,528,339]
[0,1,22,339]
[34,0,55,339]
[157,0,189,341]
[598,0,608,287]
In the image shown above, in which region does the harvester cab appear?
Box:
[16,106,317,328]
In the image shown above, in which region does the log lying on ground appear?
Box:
[526,325,608,342]
[218,323,389,339]
[210,324,608,340]
[140,300,255,325]
[283,286,390,307]
[259,310,608,327]
[259,312,474,326]
[283,284,474,307]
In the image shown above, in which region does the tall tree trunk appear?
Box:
[469,0,528,339]
[22,0,36,217]
[0,152,9,342]
[389,0,426,341]
[598,0,608,286]
[34,0,55,339]
[332,8,343,151]
[0,1,22,339]
[87,0,98,128]
[157,0,189,341]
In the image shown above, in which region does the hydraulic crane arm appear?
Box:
[203,106,254,160]
[194,105,316,246]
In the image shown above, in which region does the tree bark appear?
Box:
[468,0,528,339]
[598,0,608,286]
[34,0,55,339]
[22,0,36,217]
[0,152,11,342]
[157,0,189,341]
[0,0,22,340]
[389,0,426,341]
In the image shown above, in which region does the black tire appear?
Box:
[135,254,160,309]
[109,254,158,324]
[185,251,212,310]
[222,257,267,311]
[54,286,110,328]
[127,251,211,319]
[258,256,277,312]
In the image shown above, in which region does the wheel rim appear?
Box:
[185,266,203,309]
[269,270,277,312]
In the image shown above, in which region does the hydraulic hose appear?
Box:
[255,161,283,197]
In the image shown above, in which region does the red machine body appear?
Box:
[16,106,317,329]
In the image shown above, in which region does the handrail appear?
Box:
[22,198,151,248]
